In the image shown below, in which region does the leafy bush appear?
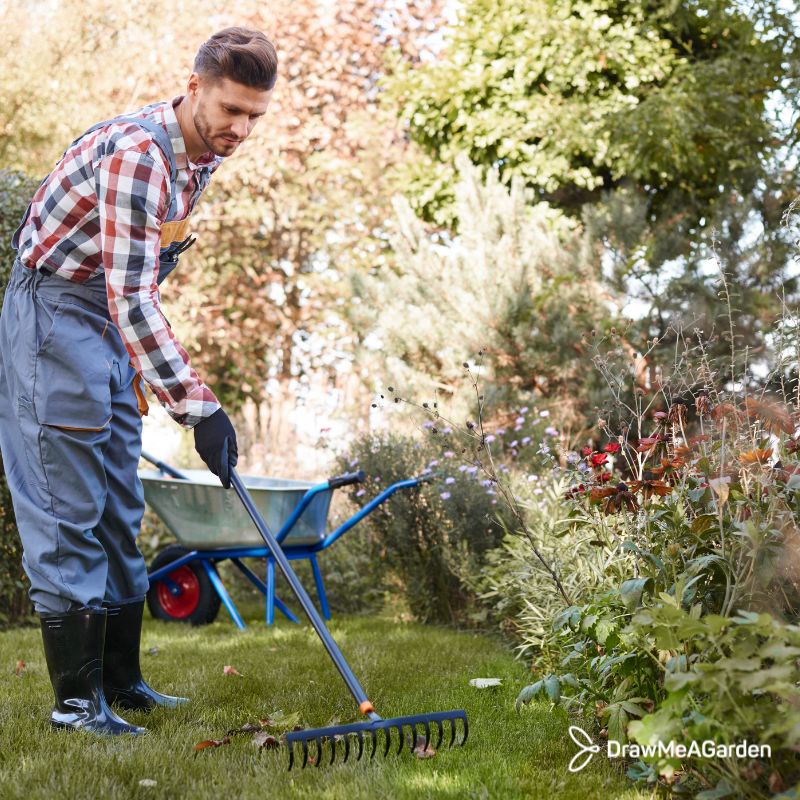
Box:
[514,391,800,798]
[0,169,38,626]
[336,432,511,625]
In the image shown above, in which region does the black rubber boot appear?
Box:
[40,608,147,735]
[103,600,188,711]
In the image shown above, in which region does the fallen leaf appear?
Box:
[252,732,280,750]
[469,678,502,689]
[193,737,230,752]
[138,779,157,788]
[260,710,302,730]
[708,476,731,505]
[227,722,262,736]
[412,735,437,759]
[223,665,243,677]
[14,660,25,676]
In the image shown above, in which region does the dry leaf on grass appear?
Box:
[13,660,25,676]
[252,732,280,750]
[138,779,157,788]
[468,678,502,688]
[193,736,230,752]
[412,735,437,759]
[223,665,243,677]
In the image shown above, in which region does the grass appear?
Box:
[0,603,647,800]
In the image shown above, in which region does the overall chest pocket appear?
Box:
[33,301,113,431]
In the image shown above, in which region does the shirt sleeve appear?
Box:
[95,147,220,428]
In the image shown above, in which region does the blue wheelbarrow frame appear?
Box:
[142,452,430,629]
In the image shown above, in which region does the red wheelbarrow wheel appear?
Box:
[147,544,221,626]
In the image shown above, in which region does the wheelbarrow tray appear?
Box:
[139,469,332,548]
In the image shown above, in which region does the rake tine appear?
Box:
[462,716,469,746]
[383,725,392,758]
[448,718,457,748]
[434,719,444,750]
[329,735,337,766]
[369,728,378,760]
[301,739,309,769]
[288,741,295,771]
[422,720,431,751]
[343,734,351,764]
[356,731,364,761]
[397,724,408,755]
[315,737,324,768]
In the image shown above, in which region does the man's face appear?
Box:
[188,75,273,157]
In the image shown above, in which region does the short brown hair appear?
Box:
[194,27,278,91]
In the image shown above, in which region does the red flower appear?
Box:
[597,472,613,483]
[590,452,608,467]
[582,446,593,456]
[603,442,621,454]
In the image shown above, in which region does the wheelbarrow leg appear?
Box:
[266,557,275,626]
[200,560,246,630]
[230,557,299,625]
[309,554,330,621]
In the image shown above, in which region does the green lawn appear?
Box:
[0,606,646,800]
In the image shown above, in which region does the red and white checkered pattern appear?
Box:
[15,98,222,428]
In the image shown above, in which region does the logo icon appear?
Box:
[567,726,601,773]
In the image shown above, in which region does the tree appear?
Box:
[383,0,800,390]
[349,157,616,434]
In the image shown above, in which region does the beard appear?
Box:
[192,104,240,158]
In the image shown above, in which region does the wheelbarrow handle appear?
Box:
[327,470,366,490]
[140,450,189,480]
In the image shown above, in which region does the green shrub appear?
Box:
[336,432,512,625]
[514,393,800,798]
[0,169,38,627]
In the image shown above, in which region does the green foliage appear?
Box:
[510,388,800,797]
[350,158,614,433]
[0,169,38,627]
[336,432,511,625]
[384,0,797,255]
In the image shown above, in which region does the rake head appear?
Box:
[284,710,468,769]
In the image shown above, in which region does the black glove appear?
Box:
[193,408,238,489]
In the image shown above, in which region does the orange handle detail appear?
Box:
[359,701,374,716]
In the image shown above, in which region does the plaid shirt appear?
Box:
[15,97,222,428]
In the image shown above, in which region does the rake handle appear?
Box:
[229,468,379,719]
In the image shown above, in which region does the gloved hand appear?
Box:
[193,408,238,489]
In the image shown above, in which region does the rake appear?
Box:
[228,468,468,769]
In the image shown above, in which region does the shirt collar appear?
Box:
[166,96,223,171]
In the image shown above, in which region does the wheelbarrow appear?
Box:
[139,452,430,629]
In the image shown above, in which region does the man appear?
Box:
[0,27,277,735]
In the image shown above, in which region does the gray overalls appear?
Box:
[0,116,204,614]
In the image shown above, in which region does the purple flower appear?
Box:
[421,467,432,475]
[445,477,456,485]
[533,488,543,495]
[485,434,496,443]
[495,428,506,436]
[566,452,578,464]
[443,450,455,458]
[442,427,452,435]
[349,458,359,467]
[510,440,518,447]
[440,491,451,500]
[423,421,434,429]
[544,426,558,437]
[356,488,366,497]
[514,425,523,432]
[458,465,469,472]
[515,416,525,425]
[481,479,493,487]
[428,459,439,467]
[520,406,529,414]
[539,410,550,418]
[466,466,478,474]
[527,475,537,482]
[486,489,496,496]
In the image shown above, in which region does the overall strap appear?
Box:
[12,113,180,250]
